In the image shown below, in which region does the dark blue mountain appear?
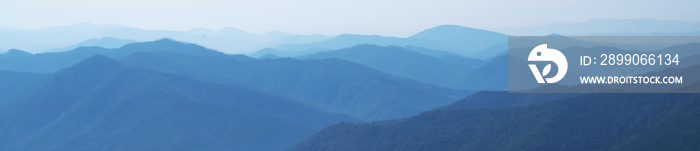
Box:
[0,55,357,151]
[440,91,578,110]
[119,51,469,121]
[290,90,700,151]
[300,45,484,88]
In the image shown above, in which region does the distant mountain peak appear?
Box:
[3,49,32,56]
[63,54,120,73]
[411,25,506,38]
[217,27,253,36]
[123,38,191,47]
[117,38,226,57]
[432,24,480,30]
[119,38,187,48]
[153,37,179,43]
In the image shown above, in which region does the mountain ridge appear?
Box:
[0,55,358,151]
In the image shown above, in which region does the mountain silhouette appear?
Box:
[290,90,700,151]
[0,38,239,73]
[119,51,469,121]
[268,25,508,59]
[300,45,484,88]
[1,49,32,57]
[45,37,137,53]
[0,55,357,151]
[409,25,508,56]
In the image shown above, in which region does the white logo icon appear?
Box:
[528,44,567,83]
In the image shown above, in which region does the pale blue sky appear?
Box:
[1,0,699,36]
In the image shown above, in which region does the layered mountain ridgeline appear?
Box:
[409,25,507,58]
[1,24,507,56]
[300,45,484,88]
[45,37,137,53]
[0,55,357,151]
[0,39,469,121]
[119,51,469,121]
[291,61,700,150]
[260,25,508,59]
[290,90,700,151]
[448,54,510,90]
[0,24,306,54]
[0,38,250,73]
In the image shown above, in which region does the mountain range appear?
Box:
[45,37,137,53]
[0,39,233,73]
[118,50,469,121]
[263,25,508,59]
[300,44,484,88]
[1,22,699,151]
[291,88,700,150]
[0,23,322,54]
[0,55,357,151]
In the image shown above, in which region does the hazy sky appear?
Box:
[2,0,699,36]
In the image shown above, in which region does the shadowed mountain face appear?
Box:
[449,54,510,90]
[300,45,484,88]
[0,55,357,151]
[0,70,48,102]
[289,56,700,150]
[119,52,469,121]
[289,91,700,151]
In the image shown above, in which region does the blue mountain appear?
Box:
[300,45,484,88]
[409,25,508,57]
[1,49,32,56]
[0,38,246,73]
[0,70,48,102]
[119,51,469,121]
[0,23,123,53]
[290,90,700,151]
[448,54,510,90]
[290,62,700,150]
[268,25,508,59]
[45,37,137,53]
[0,55,357,151]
